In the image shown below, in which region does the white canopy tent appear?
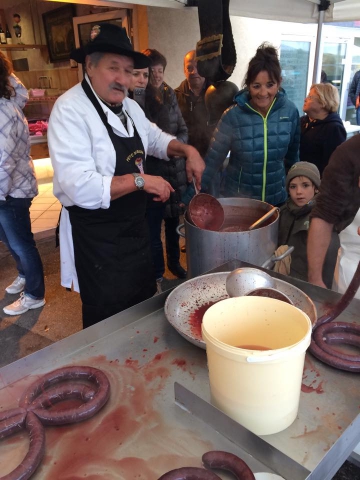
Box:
[100,0,360,24]
[99,0,359,82]
[66,0,360,113]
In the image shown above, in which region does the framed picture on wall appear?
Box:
[43,5,76,62]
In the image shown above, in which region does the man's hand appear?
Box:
[307,218,333,288]
[143,175,174,202]
[167,140,205,192]
[110,173,173,202]
[184,147,205,192]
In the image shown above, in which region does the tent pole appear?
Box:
[313,8,325,84]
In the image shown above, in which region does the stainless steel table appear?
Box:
[0,260,359,480]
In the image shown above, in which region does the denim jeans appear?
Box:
[0,196,45,299]
[357,107,360,126]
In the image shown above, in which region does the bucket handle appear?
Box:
[176,223,186,238]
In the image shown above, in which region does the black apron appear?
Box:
[66,80,156,328]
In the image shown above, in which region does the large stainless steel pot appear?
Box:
[179,198,279,278]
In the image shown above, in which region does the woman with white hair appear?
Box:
[300,83,346,175]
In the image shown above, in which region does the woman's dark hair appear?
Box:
[0,52,14,99]
[243,43,282,87]
[142,48,167,70]
[130,66,165,125]
[145,69,165,123]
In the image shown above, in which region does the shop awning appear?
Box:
[104,0,360,24]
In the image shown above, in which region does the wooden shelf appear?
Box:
[28,96,59,102]
[0,44,47,51]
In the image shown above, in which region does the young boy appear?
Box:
[277,162,339,288]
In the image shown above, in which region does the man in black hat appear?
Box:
[48,24,204,328]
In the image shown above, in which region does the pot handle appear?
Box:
[261,246,294,269]
[176,223,186,238]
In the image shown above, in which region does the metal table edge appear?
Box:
[174,382,311,480]
[0,289,172,389]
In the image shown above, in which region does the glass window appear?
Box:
[280,40,311,113]
[346,38,360,123]
[321,41,347,113]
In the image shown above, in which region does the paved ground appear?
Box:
[0,232,359,479]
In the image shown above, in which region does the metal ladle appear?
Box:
[226,267,276,297]
[187,180,225,231]
[248,206,278,231]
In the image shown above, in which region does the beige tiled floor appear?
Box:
[30,183,61,234]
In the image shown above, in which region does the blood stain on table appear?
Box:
[171,358,187,370]
[302,357,325,394]
[0,353,212,479]
[188,299,224,339]
[301,381,324,394]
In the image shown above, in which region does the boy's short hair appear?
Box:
[286,162,321,190]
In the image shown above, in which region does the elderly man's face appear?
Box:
[86,53,134,105]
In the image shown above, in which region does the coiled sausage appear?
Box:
[202,451,255,480]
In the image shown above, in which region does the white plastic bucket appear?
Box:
[202,296,312,435]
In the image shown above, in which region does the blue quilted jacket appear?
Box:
[194,88,300,206]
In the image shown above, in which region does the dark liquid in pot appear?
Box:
[219,205,277,233]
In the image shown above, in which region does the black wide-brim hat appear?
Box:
[70,23,150,69]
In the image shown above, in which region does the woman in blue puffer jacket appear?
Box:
[193,43,300,207]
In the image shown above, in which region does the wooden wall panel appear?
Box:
[16,68,79,90]
[134,6,149,52]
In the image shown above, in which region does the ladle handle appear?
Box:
[249,206,278,231]
[192,178,199,196]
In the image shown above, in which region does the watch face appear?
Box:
[135,175,145,189]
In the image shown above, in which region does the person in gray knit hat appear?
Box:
[285,161,320,191]
[276,161,339,287]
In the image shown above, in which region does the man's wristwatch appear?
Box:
[132,172,145,190]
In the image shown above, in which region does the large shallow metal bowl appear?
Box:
[164,272,317,350]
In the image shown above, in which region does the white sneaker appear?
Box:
[5,276,26,294]
[3,292,46,316]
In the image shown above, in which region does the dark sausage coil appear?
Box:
[158,467,221,480]
[0,366,110,480]
[158,451,255,480]
[202,451,256,480]
[309,261,360,372]
[19,366,110,425]
[309,322,360,372]
[0,412,45,480]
